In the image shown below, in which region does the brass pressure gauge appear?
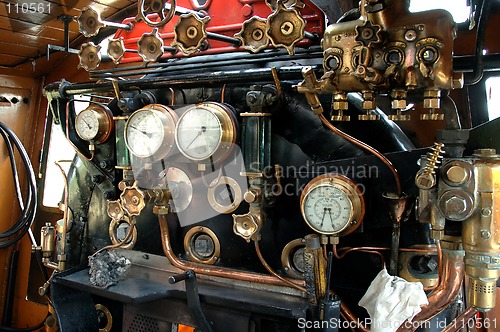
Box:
[175,103,237,162]
[300,174,365,236]
[124,104,178,160]
[75,104,114,143]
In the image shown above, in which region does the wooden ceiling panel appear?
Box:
[0,54,26,67]
[0,42,41,58]
[0,28,64,47]
[0,0,134,72]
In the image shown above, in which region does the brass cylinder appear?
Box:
[462,151,500,312]
[41,222,55,260]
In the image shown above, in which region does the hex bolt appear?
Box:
[444,196,467,215]
[481,230,492,240]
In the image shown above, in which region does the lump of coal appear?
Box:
[88,249,131,289]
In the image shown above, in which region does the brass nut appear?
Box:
[244,190,259,203]
[153,205,169,215]
[362,100,376,110]
[423,89,441,98]
[391,99,406,109]
[333,101,348,110]
[423,98,440,109]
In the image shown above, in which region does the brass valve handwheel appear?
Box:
[137,0,176,27]
[235,17,269,53]
[78,42,101,71]
[107,38,126,64]
[172,13,210,55]
[78,7,105,38]
[138,28,165,62]
[266,1,305,55]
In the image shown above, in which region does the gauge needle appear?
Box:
[82,118,92,129]
[320,208,327,227]
[129,125,153,138]
[185,126,207,149]
[327,208,334,226]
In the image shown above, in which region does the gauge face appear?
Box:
[302,185,353,234]
[300,175,365,236]
[75,105,113,143]
[124,105,177,159]
[175,103,236,162]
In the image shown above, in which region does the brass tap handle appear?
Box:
[232,212,262,243]
[120,185,146,216]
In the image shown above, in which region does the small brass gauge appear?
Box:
[300,174,365,236]
[124,104,178,160]
[175,102,237,162]
[184,226,221,265]
[281,238,306,279]
[75,104,113,143]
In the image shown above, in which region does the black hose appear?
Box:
[465,0,492,85]
[0,122,37,248]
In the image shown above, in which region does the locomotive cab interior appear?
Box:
[1,0,500,331]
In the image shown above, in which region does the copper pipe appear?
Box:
[337,246,438,254]
[397,249,465,332]
[91,223,136,257]
[254,241,306,292]
[333,245,386,267]
[442,306,477,332]
[341,302,370,332]
[157,214,306,288]
[340,312,357,332]
[319,114,402,195]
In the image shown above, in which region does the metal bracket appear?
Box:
[47,15,79,60]
[169,270,213,332]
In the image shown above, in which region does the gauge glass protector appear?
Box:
[176,107,223,160]
[125,110,165,158]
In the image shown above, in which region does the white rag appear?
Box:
[358,268,429,332]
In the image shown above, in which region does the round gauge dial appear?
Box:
[176,103,236,162]
[124,104,177,159]
[75,104,113,143]
[300,174,365,236]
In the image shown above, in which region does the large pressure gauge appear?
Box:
[175,103,237,162]
[124,104,177,160]
[300,174,365,236]
[75,104,113,143]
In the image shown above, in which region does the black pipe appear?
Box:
[88,47,322,75]
[464,0,492,85]
[90,51,323,79]
[2,250,18,325]
[206,32,242,46]
[453,54,500,72]
[45,66,310,97]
